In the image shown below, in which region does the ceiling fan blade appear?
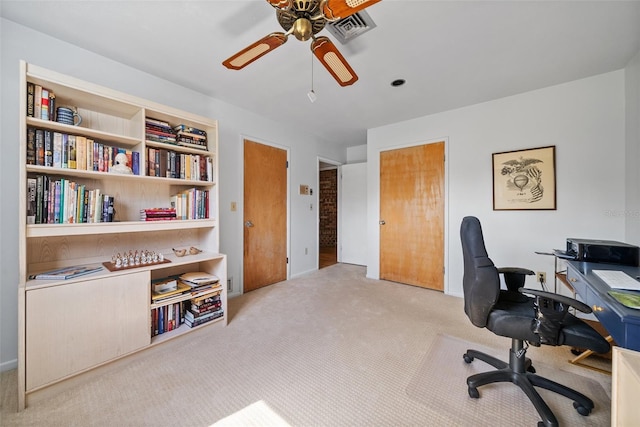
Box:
[266,0,292,10]
[322,0,381,20]
[311,36,358,87]
[222,33,288,70]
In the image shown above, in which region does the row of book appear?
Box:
[27,175,115,224]
[147,147,213,182]
[146,117,208,151]
[27,127,141,175]
[170,188,210,220]
[26,82,56,121]
[151,293,223,336]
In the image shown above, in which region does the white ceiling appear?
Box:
[2,1,640,148]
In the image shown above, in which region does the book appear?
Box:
[26,82,35,117]
[173,124,206,136]
[41,88,49,120]
[184,310,223,327]
[29,265,103,280]
[26,127,36,165]
[44,130,53,167]
[48,91,56,121]
[76,136,87,170]
[34,84,42,119]
[152,280,191,302]
[67,135,77,169]
[26,178,37,224]
[131,151,140,175]
[52,132,63,168]
[35,129,45,166]
[180,271,219,285]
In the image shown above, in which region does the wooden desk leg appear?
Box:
[568,335,615,375]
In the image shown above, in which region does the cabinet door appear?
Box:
[26,272,150,390]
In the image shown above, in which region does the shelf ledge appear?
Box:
[27,219,216,238]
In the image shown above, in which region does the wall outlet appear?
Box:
[536,271,546,283]
[227,277,233,291]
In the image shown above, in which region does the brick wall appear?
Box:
[319,169,337,247]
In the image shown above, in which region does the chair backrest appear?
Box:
[460,216,501,328]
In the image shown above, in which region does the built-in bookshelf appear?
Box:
[18,61,226,410]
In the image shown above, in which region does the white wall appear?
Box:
[0,19,346,370]
[346,145,367,163]
[367,71,627,297]
[625,50,640,246]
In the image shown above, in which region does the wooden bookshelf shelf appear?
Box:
[26,219,217,238]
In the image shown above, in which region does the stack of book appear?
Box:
[179,271,219,292]
[174,124,207,150]
[145,117,176,145]
[184,291,223,328]
[140,207,177,221]
[151,277,190,302]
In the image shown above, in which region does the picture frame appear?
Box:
[492,145,556,210]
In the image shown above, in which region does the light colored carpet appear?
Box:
[406,334,610,426]
[0,264,612,426]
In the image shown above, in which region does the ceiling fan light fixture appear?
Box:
[293,18,313,41]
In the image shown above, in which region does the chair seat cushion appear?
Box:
[487,296,611,354]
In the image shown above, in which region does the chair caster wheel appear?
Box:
[537,422,546,427]
[463,353,474,364]
[468,386,479,398]
[573,401,591,416]
[527,365,536,373]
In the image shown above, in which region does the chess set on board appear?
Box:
[103,249,170,272]
[102,246,205,272]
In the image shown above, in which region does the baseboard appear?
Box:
[0,358,18,372]
[290,268,317,279]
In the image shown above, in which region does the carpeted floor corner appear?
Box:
[406,334,611,426]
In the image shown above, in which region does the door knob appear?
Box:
[379,220,386,225]
[245,220,254,228]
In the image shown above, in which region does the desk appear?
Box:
[565,260,640,351]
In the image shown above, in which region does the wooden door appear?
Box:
[243,140,288,292]
[379,142,445,290]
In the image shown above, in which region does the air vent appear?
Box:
[326,10,376,44]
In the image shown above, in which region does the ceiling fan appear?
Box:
[222,0,381,87]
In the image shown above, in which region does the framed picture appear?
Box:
[492,145,556,210]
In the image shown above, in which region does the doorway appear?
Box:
[319,160,339,268]
[243,139,288,292]
[379,141,445,291]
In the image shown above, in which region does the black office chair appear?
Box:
[460,216,611,427]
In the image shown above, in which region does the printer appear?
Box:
[566,238,640,267]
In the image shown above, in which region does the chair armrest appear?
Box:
[519,287,592,314]
[497,267,535,276]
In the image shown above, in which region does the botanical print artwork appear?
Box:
[493,146,556,210]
